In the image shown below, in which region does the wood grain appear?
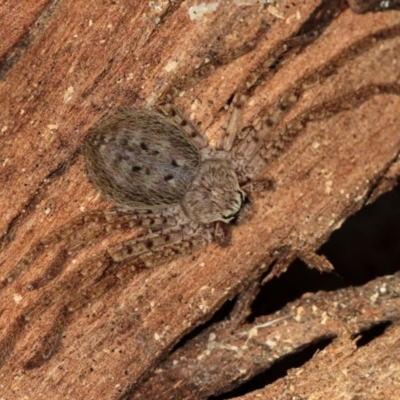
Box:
[0,0,399,398]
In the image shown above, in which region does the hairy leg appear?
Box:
[0,225,213,369]
[0,208,180,292]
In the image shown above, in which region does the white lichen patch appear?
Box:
[188,2,219,21]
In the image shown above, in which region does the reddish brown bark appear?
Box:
[0,1,399,399]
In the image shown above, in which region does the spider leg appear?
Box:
[233,26,400,180]
[0,209,179,292]
[232,89,299,179]
[157,103,209,149]
[216,93,248,152]
[243,82,400,179]
[6,225,213,369]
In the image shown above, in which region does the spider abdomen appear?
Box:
[84,109,200,209]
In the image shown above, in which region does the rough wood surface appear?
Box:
[134,272,400,399]
[239,320,400,400]
[0,1,399,399]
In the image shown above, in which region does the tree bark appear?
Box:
[0,1,399,399]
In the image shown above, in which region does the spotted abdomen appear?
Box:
[84,109,200,209]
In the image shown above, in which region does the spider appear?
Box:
[0,101,274,370]
[2,78,394,373]
[1,6,396,369]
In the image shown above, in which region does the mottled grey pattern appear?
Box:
[84,110,200,209]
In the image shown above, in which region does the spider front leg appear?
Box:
[231,88,301,180]
[240,82,400,180]
[217,93,249,152]
[217,97,274,194]
[230,27,400,180]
